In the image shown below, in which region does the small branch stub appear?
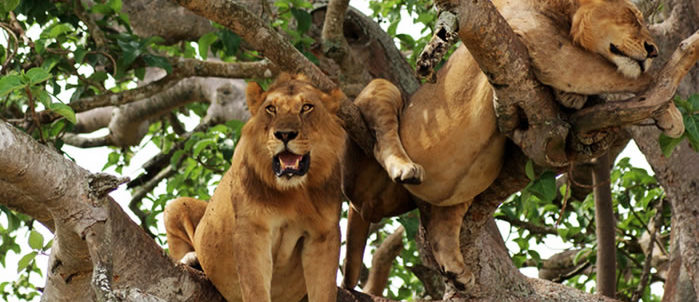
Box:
[88,173,130,200]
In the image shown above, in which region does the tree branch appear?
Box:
[592,153,616,298]
[455,0,569,167]
[0,121,225,301]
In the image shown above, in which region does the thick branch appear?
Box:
[0,121,225,301]
[455,0,569,167]
[592,153,616,298]
[174,0,334,91]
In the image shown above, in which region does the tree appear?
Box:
[0,0,697,301]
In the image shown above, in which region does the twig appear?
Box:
[129,166,176,239]
[62,134,113,148]
[24,87,45,143]
[0,22,18,72]
[631,199,664,302]
[72,0,108,49]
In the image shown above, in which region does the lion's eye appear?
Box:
[265,105,276,114]
[301,104,314,114]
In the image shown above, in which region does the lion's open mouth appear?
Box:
[273,151,310,178]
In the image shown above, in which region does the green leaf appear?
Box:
[395,34,415,49]
[0,75,23,97]
[0,0,20,15]
[49,103,77,124]
[17,252,37,273]
[397,212,419,240]
[216,30,241,56]
[683,114,699,150]
[37,89,51,108]
[688,94,699,110]
[192,138,217,157]
[197,32,218,60]
[528,171,556,202]
[28,230,44,250]
[658,133,684,157]
[43,23,74,39]
[108,0,122,12]
[290,8,311,33]
[26,67,50,85]
[525,159,535,181]
[74,47,88,63]
[142,55,172,74]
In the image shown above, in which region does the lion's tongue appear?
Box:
[278,152,302,170]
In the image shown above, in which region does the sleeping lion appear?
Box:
[342,0,679,293]
[164,74,346,302]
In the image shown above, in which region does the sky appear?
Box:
[0,1,662,300]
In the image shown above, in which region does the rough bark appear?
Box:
[631,126,699,298]
[0,121,226,302]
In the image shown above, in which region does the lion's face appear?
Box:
[243,74,346,190]
[571,0,658,78]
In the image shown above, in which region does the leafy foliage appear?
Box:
[497,158,669,301]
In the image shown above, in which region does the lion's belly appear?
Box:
[398,45,506,205]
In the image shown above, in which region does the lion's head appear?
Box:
[242,73,346,190]
[571,0,658,78]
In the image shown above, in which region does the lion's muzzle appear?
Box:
[273,151,310,178]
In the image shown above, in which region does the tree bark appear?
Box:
[592,153,617,298]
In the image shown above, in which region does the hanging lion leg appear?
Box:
[163,197,208,267]
[426,201,474,290]
[342,206,371,289]
[355,79,424,184]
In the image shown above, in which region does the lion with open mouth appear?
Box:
[164,73,346,302]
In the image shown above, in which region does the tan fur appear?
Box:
[164,74,346,302]
[343,0,679,291]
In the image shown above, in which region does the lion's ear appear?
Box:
[246,81,264,115]
[323,88,345,114]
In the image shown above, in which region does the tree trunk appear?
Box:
[593,153,617,298]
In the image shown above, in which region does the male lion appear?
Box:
[343,0,674,292]
[164,74,346,302]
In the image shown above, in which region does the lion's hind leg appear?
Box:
[163,197,208,267]
[355,79,424,184]
[426,202,474,291]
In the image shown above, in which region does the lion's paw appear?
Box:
[179,251,201,270]
[444,267,475,292]
[385,155,424,184]
[553,89,587,110]
[656,104,684,138]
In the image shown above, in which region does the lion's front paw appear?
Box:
[385,155,424,184]
[553,89,587,109]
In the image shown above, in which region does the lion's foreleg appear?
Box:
[232,222,274,302]
[342,206,372,289]
[163,197,208,261]
[355,79,424,184]
[426,202,474,290]
[302,226,341,302]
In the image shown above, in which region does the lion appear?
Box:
[342,0,679,293]
[164,73,346,302]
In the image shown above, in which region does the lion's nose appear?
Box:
[644,42,658,58]
[274,131,298,143]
